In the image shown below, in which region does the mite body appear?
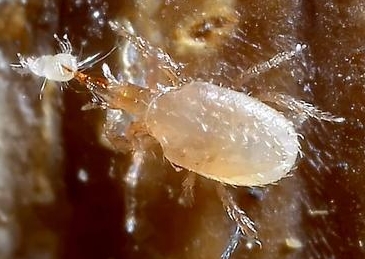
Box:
[85,74,299,186]
[145,81,299,186]
[19,52,78,82]
[11,35,77,83]
[11,34,114,90]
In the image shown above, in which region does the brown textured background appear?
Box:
[0,0,364,258]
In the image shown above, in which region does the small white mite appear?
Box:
[11,34,115,92]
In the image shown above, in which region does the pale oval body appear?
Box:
[26,53,77,82]
[145,82,299,186]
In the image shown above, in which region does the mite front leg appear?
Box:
[237,43,307,85]
[216,184,260,243]
[109,20,187,86]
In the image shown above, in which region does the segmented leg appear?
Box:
[258,92,345,124]
[124,149,144,234]
[178,172,196,207]
[78,46,118,71]
[216,184,260,243]
[54,34,73,54]
[221,226,241,259]
[237,43,307,84]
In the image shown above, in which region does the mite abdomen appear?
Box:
[145,82,299,186]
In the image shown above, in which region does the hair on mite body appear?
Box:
[11,21,345,258]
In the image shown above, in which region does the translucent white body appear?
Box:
[25,53,77,82]
[145,82,299,186]
[11,34,108,84]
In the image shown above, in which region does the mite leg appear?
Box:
[258,92,345,124]
[53,34,73,54]
[123,149,144,234]
[38,78,48,99]
[109,20,187,86]
[78,46,118,71]
[216,184,260,243]
[178,172,196,207]
[103,115,152,235]
[221,226,241,259]
[237,43,307,85]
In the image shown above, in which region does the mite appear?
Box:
[11,21,344,258]
[10,34,115,92]
[64,21,344,248]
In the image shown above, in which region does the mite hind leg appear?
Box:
[258,92,345,124]
[216,184,261,245]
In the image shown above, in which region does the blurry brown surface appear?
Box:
[0,0,365,259]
